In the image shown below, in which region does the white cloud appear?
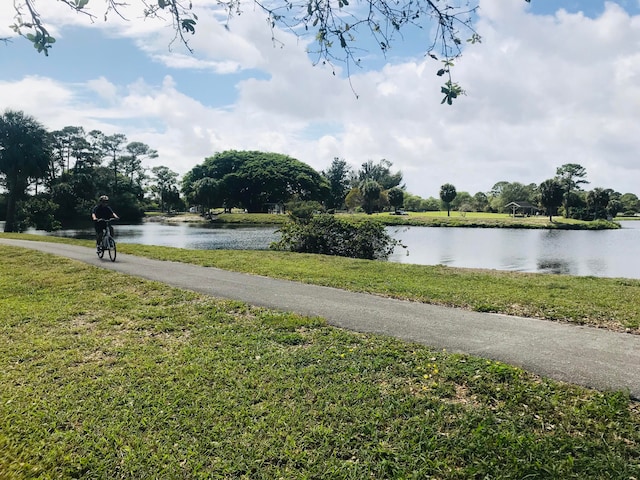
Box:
[2,0,640,198]
[86,77,118,101]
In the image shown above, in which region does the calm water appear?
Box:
[38,222,282,251]
[13,220,640,279]
[386,222,640,278]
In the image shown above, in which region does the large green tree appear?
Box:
[0,110,51,232]
[102,133,128,190]
[321,158,352,211]
[538,179,564,221]
[352,159,403,191]
[387,187,404,213]
[556,163,589,218]
[122,141,158,187]
[150,165,179,212]
[182,151,329,213]
[489,181,537,212]
[472,191,490,212]
[586,188,610,220]
[450,190,473,212]
[620,193,640,215]
[361,180,382,214]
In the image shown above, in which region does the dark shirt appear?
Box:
[92,204,116,220]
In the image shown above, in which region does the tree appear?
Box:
[439,183,457,217]
[538,179,564,221]
[489,181,537,212]
[586,188,610,220]
[620,193,640,216]
[472,191,490,212]
[0,110,51,232]
[11,0,519,102]
[49,126,84,174]
[352,159,403,191]
[450,190,473,212]
[387,187,404,213]
[361,180,382,214]
[555,163,589,218]
[123,141,158,186]
[102,133,127,190]
[182,151,329,213]
[607,198,623,219]
[344,187,364,212]
[193,177,221,213]
[321,158,352,211]
[151,165,179,212]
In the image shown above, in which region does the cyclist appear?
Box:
[91,195,119,251]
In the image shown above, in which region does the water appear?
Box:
[35,222,282,251]
[386,221,640,278]
[6,220,640,279]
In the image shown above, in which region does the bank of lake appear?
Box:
[151,210,623,230]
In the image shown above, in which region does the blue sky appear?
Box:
[2,0,640,198]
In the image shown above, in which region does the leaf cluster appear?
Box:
[11,1,198,55]
[8,0,533,103]
[182,150,329,213]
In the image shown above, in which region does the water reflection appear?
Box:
[536,259,572,275]
[10,219,640,279]
[387,221,640,279]
[30,222,281,251]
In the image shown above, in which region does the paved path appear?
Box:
[2,238,639,399]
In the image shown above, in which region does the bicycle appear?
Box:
[96,218,117,262]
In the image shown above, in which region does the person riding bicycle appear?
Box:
[91,195,119,251]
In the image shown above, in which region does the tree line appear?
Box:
[0,110,183,232]
[2,109,638,234]
[421,164,639,221]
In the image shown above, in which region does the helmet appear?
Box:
[99,195,109,202]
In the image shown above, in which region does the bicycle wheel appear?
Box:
[97,243,105,258]
[107,238,117,262]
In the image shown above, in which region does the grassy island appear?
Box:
[154,211,621,230]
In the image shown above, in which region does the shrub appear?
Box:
[270,214,400,260]
[285,200,325,223]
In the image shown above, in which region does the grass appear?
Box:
[3,233,640,333]
[0,246,639,479]
[121,247,640,333]
[172,211,620,229]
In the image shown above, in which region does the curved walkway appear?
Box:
[2,238,639,400]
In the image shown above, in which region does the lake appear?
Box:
[10,220,640,279]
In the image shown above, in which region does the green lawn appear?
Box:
[0,241,639,478]
[3,233,640,333]
[170,211,620,229]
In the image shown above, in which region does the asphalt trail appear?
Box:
[2,238,639,399]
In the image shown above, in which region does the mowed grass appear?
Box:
[3,233,640,333]
[119,247,640,333]
[1,244,639,478]
[192,210,619,229]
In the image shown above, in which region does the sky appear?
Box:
[2,0,640,199]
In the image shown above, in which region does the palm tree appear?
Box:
[439,183,457,217]
[0,110,51,232]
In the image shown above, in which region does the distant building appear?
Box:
[504,201,539,217]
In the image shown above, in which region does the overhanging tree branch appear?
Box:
[10,0,532,102]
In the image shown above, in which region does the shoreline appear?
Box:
[144,212,623,230]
